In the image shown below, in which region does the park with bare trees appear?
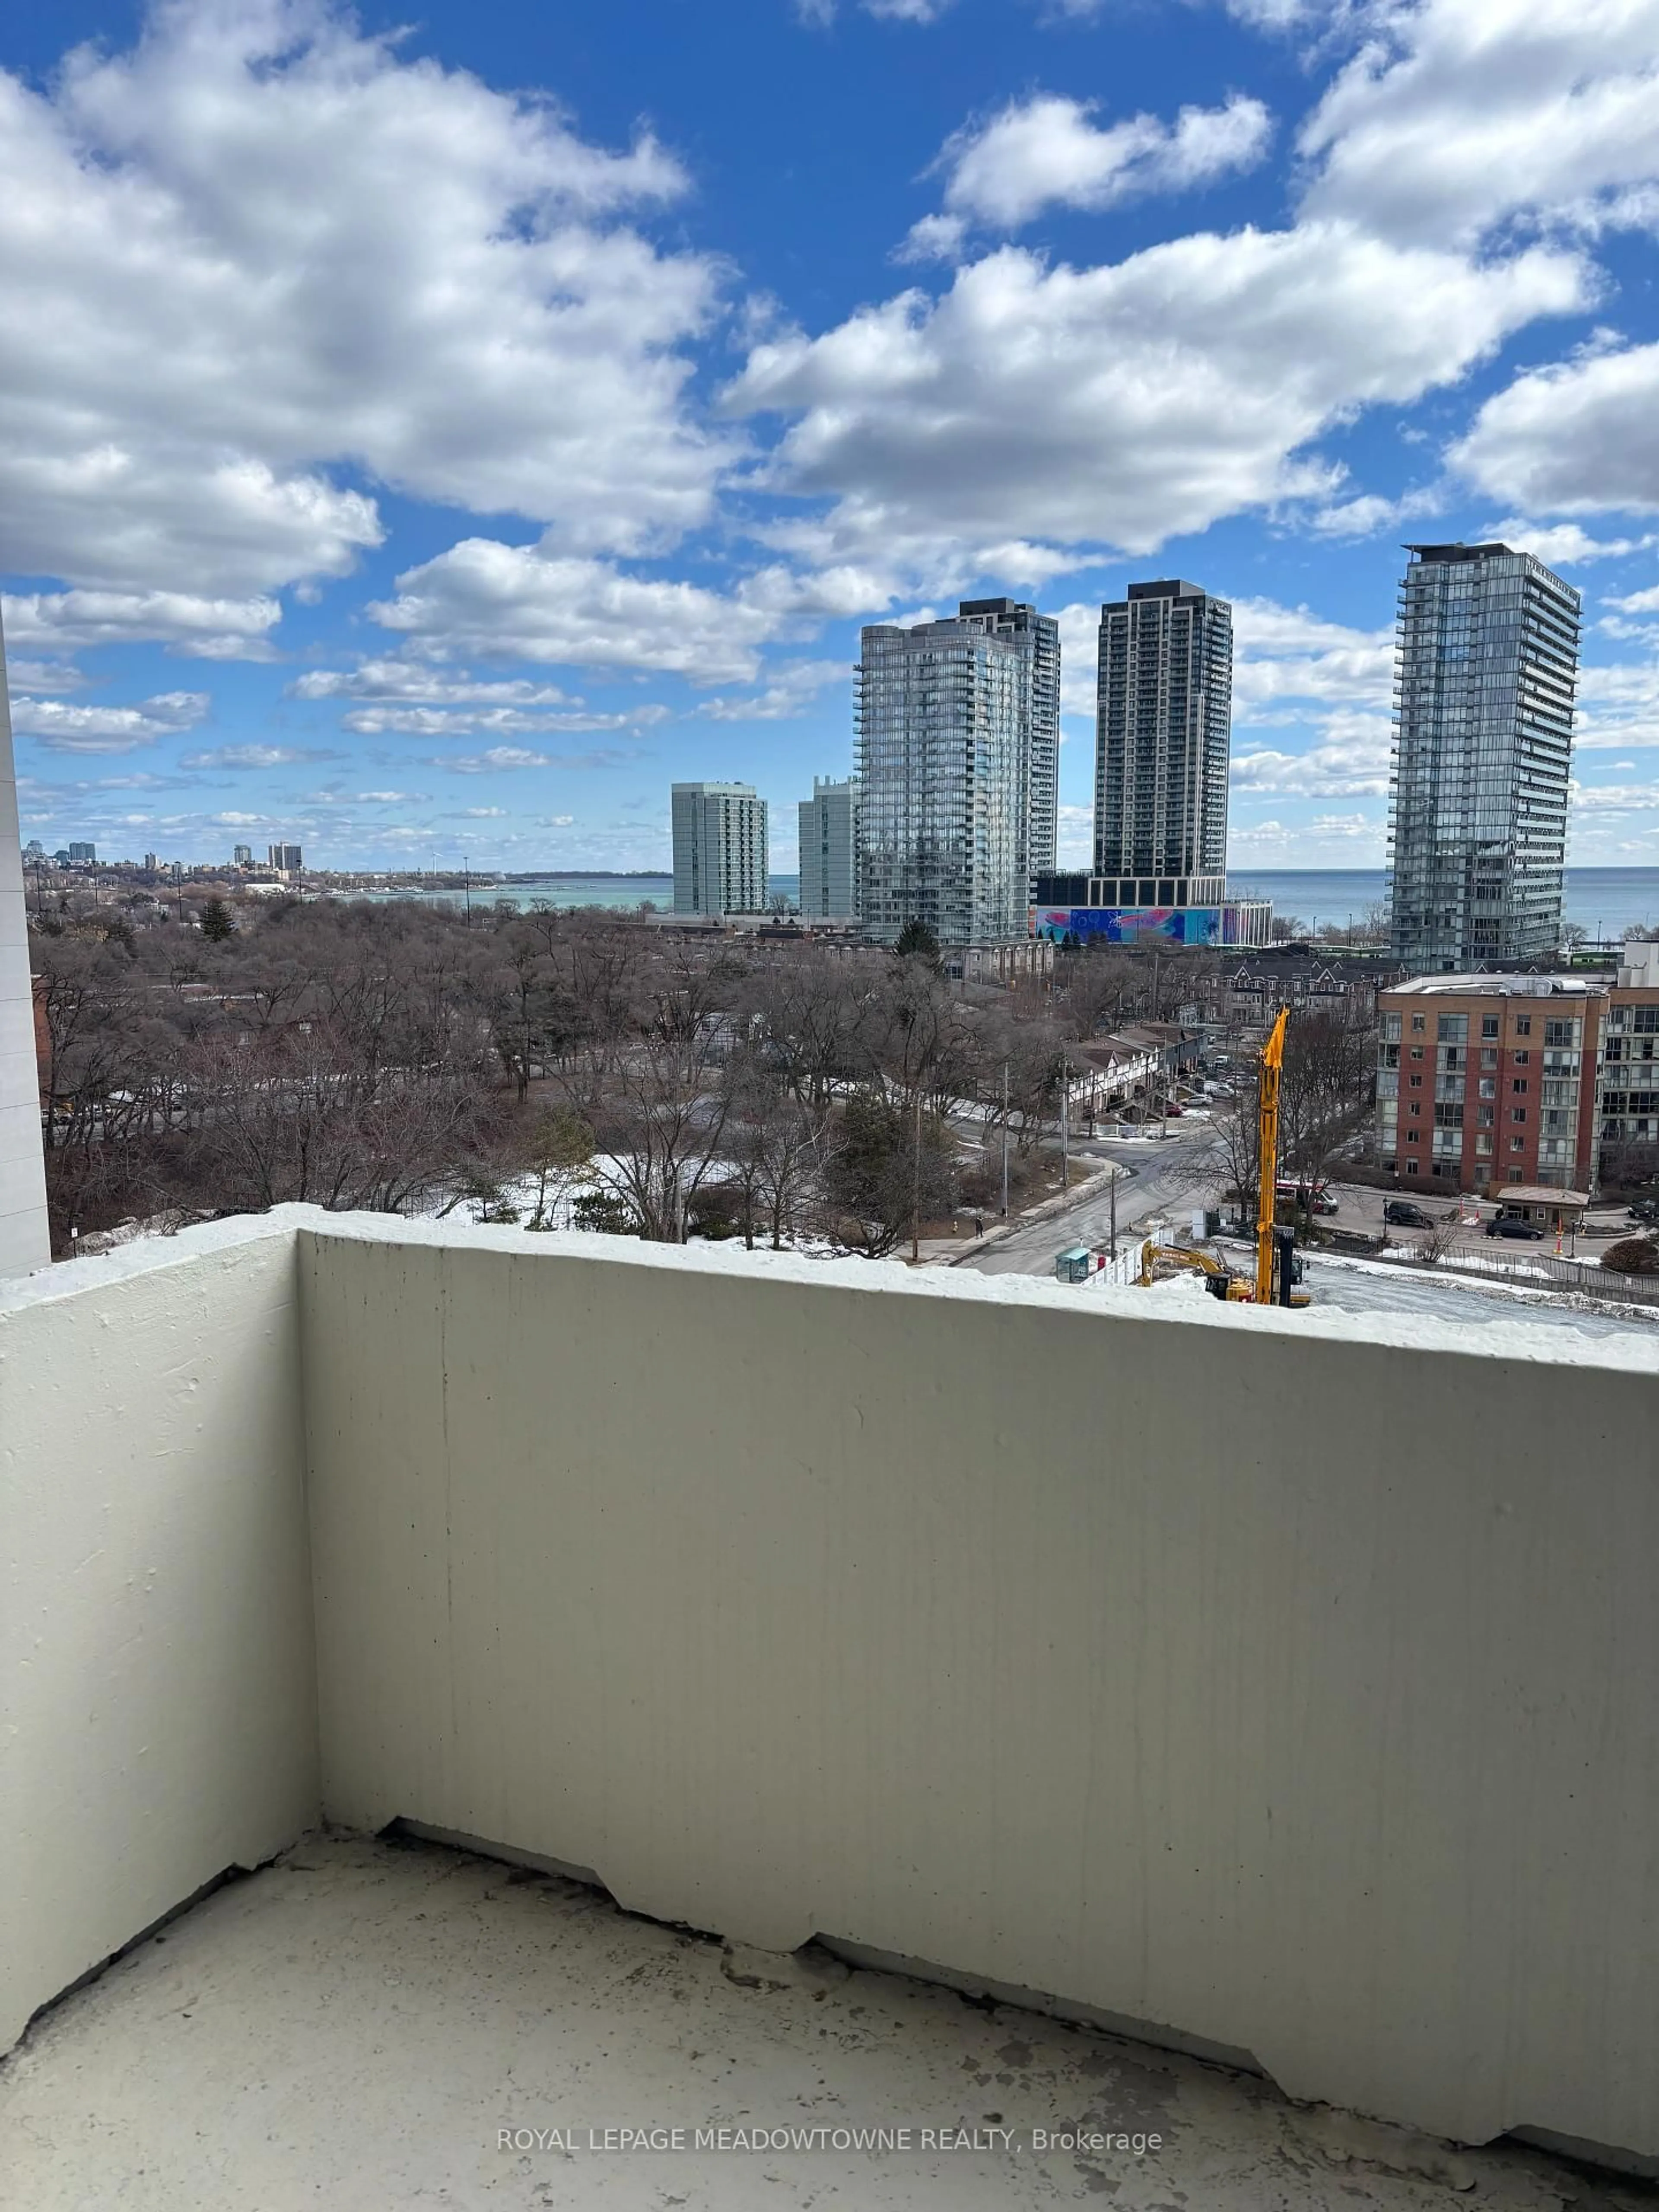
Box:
[27,887,1399,1262]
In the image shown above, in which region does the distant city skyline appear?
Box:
[1,2,1656,877]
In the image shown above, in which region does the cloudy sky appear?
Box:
[4,0,1659,880]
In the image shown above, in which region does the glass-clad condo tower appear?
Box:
[1389,543,1579,973]
[857,619,1025,946]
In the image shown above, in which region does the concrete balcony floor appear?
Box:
[0,1831,1635,2212]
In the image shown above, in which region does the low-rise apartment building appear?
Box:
[1377,945,1659,1193]
[1377,975,1603,1194]
[1599,939,1659,1185]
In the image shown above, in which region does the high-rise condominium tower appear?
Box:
[798,776,860,922]
[956,597,1060,887]
[857,619,1024,946]
[671,782,768,917]
[1093,580,1232,906]
[1388,543,1580,974]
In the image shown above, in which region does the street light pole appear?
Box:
[1001,1060,1010,1217]
[1059,1050,1069,1189]
[911,1087,923,1264]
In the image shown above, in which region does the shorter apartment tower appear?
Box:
[671,782,768,918]
[797,776,860,922]
[1378,976,1602,1194]
[857,618,1025,947]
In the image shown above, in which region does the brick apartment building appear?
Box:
[1378,976,1603,1194]
[1378,944,1659,1195]
[1599,939,1659,1184]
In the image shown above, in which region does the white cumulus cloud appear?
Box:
[0,0,728,597]
[3,588,282,658]
[10,689,210,754]
[369,542,781,684]
[728,232,1583,563]
[1300,0,1659,249]
[1453,342,1659,515]
[933,92,1272,231]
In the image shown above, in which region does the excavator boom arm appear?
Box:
[1256,1008,1287,1306]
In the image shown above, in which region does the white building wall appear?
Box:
[0,607,51,1275]
[0,1221,321,2049]
[296,1218,1659,2161]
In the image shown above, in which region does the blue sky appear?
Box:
[3,0,1659,877]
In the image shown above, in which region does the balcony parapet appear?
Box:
[6,1211,1659,2164]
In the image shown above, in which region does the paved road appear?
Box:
[1319,1179,1636,1265]
[967,1124,1214,1277]
[1301,1252,1659,1340]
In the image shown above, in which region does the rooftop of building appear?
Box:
[1383,973,1602,999]
[1104,578,1229,610]
[1401,542,1579,601]
[1404,540,1516,562]
[861,616,1022,648]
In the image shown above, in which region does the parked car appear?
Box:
[1626,1198,1659,1226]
[1275,1179,1338,1215]
[1384,1201,1434,1228]
[1486,1217,1545,1240]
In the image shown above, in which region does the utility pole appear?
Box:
[911,1088,923,1264]
[1001,1061,1010,1216]
[463,854,471,926]
[1109,1166,1118,1260]
[1060,1054,1069,1189]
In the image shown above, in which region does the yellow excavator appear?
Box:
[1136,1006,1310,1308]
[1138,1240,1253,1299]
[1254,1007,1311,1309]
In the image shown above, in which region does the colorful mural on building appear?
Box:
[1033,902,1272,948]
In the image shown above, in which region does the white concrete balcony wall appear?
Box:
[298,1219,1659,2161]
[0,610,51,1277]
[5,1211,1659,2166]
[1,1221,320,2048]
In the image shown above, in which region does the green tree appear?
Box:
[824,1088,959,1258]
[893,918,941,965]
[199,897,235,944]
[523,1106,596,1230]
